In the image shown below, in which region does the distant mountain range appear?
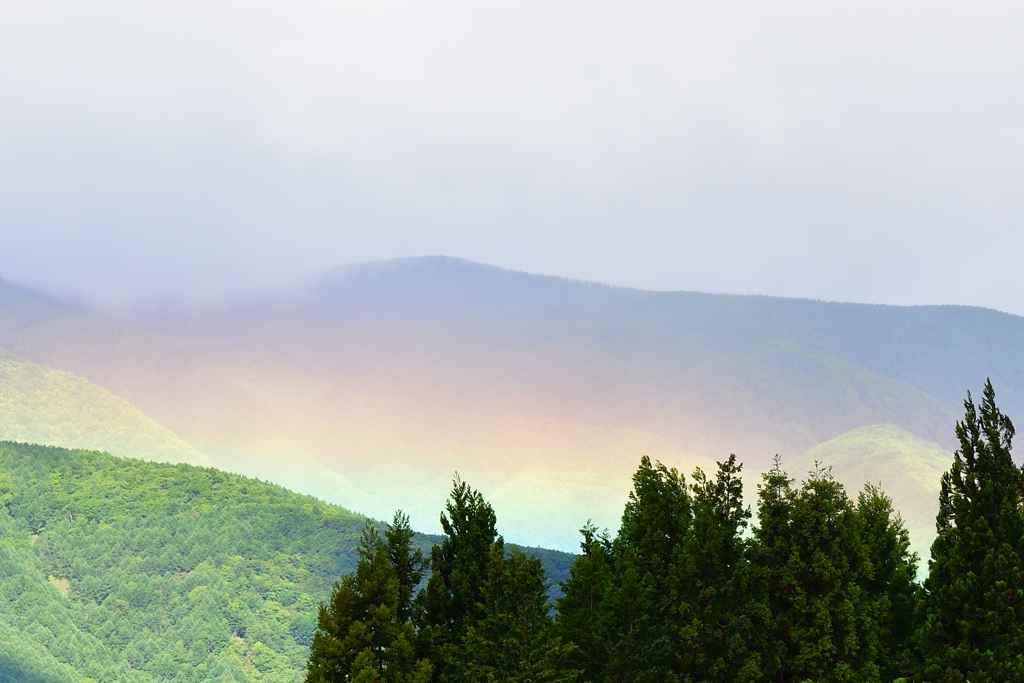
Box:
[2,256,1020,550]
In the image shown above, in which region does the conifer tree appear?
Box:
[856,484,920,682]
[672,455,772,682]
[755,460,881,683]
[555,522,614,683]
[416,476,502,681]
[607,456,691,682]
[387,511,424,623]
[557,457,691,682]
[916,380,1024,682]
[459,548,579,683]
[752,457,797,682]
[306,521,431,683]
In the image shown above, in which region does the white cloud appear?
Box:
[1,1,1023,312]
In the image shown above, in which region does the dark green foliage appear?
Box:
[671,455,772,683]
[606,456,690,682]
[856,485,920,681]
[916,381,1024,682]
[387,512,425,624]
[458,549,578,683]
[556,452,921,683]
[557,455,775,683]
[416,477,503,681]
[617,456,691,573]
[554,523,613,683]
[306,522,431,683]
[405,477,580,683]
[756,460,883,683]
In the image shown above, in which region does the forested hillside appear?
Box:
[0,442,572,682]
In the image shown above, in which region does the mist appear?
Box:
[2,2,1023,313]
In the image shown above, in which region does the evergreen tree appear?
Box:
[755,460,881,683]
[751,457,796,682]
[555,522,614,683]
[417,476,502,681]
[556,456,691,683]
[387,511,424,623]
[607,456,691,682]
[916,381,1024,682]
[306,523,432,683]
[856,484,920,682]
[672,455,772,683]
[459,548,579,683]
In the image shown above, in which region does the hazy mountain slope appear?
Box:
[0,273,715,546]
[782,424,952,561]
[130,258,1015,539]
[0,277,384,518]
[148,257,998,462]
[0,259,1020,549]
[0,349,213,466]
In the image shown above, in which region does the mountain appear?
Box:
[781,424,952,561]
[1,258,1020,549]
[0,441,573,683]
[0,349,213,467]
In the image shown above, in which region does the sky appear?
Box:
[2,2,1024,313]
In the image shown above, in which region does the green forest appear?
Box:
[0,442,368,682]
[307,381,1024,683]
[0,439,569,682]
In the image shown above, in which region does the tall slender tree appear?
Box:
[459,548,579,683]
[555,522,614,683]
[672,455,773,683]
[606,456,691,682]
[416,476,502,681]
[916,380,1024,682]
[306,521,432,683]
[387,511,424,624]
[856,484,920,682]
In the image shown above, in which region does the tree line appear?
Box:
[305,380,1024,683]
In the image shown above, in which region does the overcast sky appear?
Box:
[2,2,1024,313]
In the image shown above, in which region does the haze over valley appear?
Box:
[3,256,1021,553]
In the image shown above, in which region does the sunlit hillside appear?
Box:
[1,259,1019,549]
[782,424,952,561]
[0,349,212,467]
